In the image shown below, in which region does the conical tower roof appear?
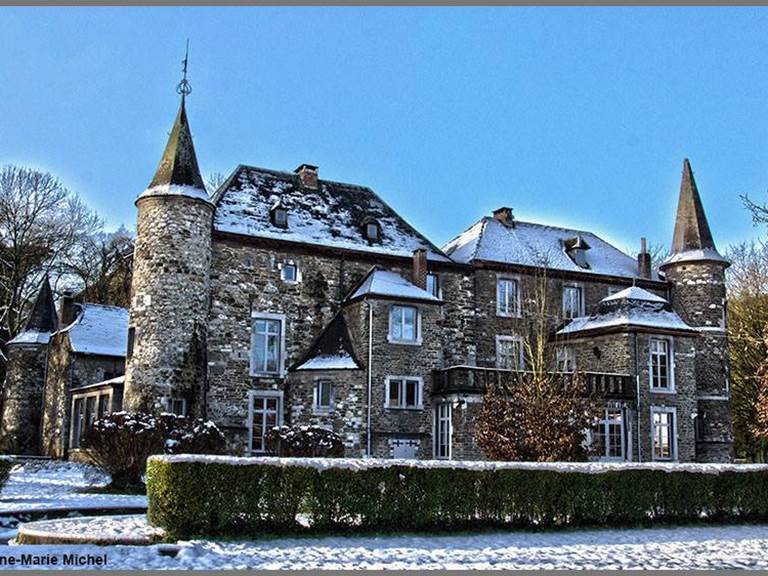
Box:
[8,276,59,345]
[139,96,210,203]
[661,159,728,268]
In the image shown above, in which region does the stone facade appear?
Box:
[0,343,48,455]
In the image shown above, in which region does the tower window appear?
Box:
[270,201,289,229]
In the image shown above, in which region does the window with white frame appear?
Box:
[280,262,298,283]
[385,376,422,409]
[249,391,282,454]
[251,314,284,376]
[650,337,673,391]
[167,397,187,416]
[434,403,452,459]
[651,407,676,461]
[496,277,520,317]
[496,336,524,370]
[562,285,583,319]
[556,346,576,372]
[426,273,440,298]
[592,406,625,461]
[313,379,334,411]
[389,305,419,344]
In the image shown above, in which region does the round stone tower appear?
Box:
[122,94,214,416]
[0,276,58,455]
[659,159,732,462]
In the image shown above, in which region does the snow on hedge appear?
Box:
[149,454,768,475]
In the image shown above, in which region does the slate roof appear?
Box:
[139,97,211,203]
[212,165,451,262]
[346,267,442,304]
[59,304,129,357]
[444,217,660,281]
[661,159,728,269]
[292,312,361,371]
[557,285,693,337]
[7,276,59,346]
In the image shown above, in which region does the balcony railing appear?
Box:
[432,366,635,399]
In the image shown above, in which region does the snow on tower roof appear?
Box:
[7,276,59,346]
[443,217,662,281]
[346,267,441,304]
[212,165,451,263]
[601,286,668,304]
[59,304,129,357]
[293,312,361,372]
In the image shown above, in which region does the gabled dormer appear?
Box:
[563,235,591,269]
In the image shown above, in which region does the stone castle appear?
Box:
[0,91,733,462]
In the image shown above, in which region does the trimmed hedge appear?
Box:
[146,457,768,539]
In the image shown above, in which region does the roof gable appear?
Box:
[346,267,441,304]
[213,165,450,262]
[292,312,361,371]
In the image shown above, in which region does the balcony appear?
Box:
[432,366,635,400]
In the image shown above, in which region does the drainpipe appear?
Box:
[634,332,641,462]
[366,301,373,458]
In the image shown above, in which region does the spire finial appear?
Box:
[176,39,192,98]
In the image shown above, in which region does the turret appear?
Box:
[0,276,58,454]
[122,86,214,415]
[660,158,732,462]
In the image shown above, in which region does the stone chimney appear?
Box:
[295,164,319,189]
[412,248,428,290]
[59,292,77,327]
[493,206,514,227]
[637,237,652,279]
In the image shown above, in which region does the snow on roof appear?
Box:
[444,217,661,281]
[557,308,694,336]
[213,166,451,262]
[7,330,52,346]
[348,268,441,303]
[296,354,360,371]
[601,286,668,304]
[138,183,212,203]
[60,304,129,357]
[70,375,125,393]
[661,248,729,268]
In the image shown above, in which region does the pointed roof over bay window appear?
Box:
[138,96,211,204]
[661,159,728,268]
[8,276,59,346]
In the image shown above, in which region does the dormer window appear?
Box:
[563,235,591,269]
[270,201,288,229]
[362,218,381,242]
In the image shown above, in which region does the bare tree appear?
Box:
[474,259,602,462]
[727,241,768,461]
[0,165,101,351]
[741,192,768,226]
[206,172,226,195]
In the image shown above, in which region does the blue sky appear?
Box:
[1,7,767,254]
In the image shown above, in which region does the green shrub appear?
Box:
[146,457,768,539]
[0,458,14,490]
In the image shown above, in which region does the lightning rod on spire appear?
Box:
[176,39,192,97]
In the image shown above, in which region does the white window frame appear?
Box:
[426,273,441,299]
[434,402,453,460]
[495,335,525,370]
[649,336,675,393]
[650,406,678,461]
[247,390,284,455]
[279,261,300,284]
[70,389,113,449]
[496,275,521,318]
[384,376,423,410]
[592,405,626,461]
[313,378,335,413]
[556,346,576,373]
[562,283,584,319]
[249,312,287,377]
[166,397,187,416]
[388,305,421,345]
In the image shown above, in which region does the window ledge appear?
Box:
[496,312,522,319]
[384,406,424,412]
[387,337,423,346]
[650,388,676,395]
[312,407,335,415]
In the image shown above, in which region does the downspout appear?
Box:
[634,332,641,462]
[38,342,51,456]
[366,301,373,458]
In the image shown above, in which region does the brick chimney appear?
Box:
[412,248,428,290]
[493,206,515,227]
[637,237,652,279]
[59,292,77,327]
[294,164,319,189]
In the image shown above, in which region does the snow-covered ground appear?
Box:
[0,461,147,514]
[5,524,768,569]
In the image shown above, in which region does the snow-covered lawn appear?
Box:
[5,524,768,569]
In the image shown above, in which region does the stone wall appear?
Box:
[0,343,48,455]
[123,195,214,416]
